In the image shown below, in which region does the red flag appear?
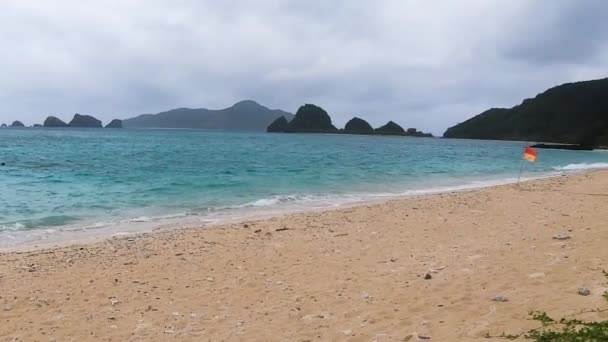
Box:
[523,146,537,163]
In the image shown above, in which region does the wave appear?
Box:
[553,162,608,171]
[0,171,575,250]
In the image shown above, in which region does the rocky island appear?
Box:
[283,104,338,133]
[44,116,69,127]
[105,119,123,128]
[375,121,405,135]
[267,116,289,132]
[268,105,433,138]
[344,117,374,135]
[68,114,102,128]
[11,121,25,127]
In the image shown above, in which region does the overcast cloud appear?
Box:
[1,0,606,134]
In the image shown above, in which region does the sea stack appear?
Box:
[267,116,289,132]
[406,128,433,137]
[344,117,374,134]
[43,116,69,127]
[11,121,25,127]
[375,121,405,135]
[68,114,102,128]
[105,119,123,128]
[285,104,337,133]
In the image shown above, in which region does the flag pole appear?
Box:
[517,143,529,186]
[517,157,525,185]
[518,143,532,186]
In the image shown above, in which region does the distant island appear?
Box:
[44,116,68,127]
[105,119,123,128]
[267,104,433,138]
[123,100,293,131]
[443,78,608,148]
[1,100,433,137]
[68,114,102,128]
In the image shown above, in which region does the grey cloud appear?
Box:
[502,0,608,65]
[0,0,606,134]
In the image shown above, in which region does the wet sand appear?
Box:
[1,171,607,341]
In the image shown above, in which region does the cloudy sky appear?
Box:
[1,0,606,134]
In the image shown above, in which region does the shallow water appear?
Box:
[1,128,607,247]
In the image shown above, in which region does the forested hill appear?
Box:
[443,78,608,147]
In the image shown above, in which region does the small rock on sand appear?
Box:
[577,288,591,296]
[492,296,509,302]
[424,273,432,280]
[552,234,571,240]
[418,334,432,340]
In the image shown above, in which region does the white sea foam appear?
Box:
[553,162,608,171]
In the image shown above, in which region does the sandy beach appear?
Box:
[1,171,607,341]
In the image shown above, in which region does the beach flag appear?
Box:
[523,146,538,163]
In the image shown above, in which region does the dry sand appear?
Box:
[1,171,608,341]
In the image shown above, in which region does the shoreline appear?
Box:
[0,169,575,253]
[1,170,607,340]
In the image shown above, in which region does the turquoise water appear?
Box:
[1,128,607,246]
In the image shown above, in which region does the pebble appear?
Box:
[529,272,545,279]
[553,234,571,240]
[424,273,432,280]
[577,288,591,296]
[492,296,509,302]
[418,334,432,340]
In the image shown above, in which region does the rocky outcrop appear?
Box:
[33,124,42,127]
[44,116,69,127]
[267,116,289,132]
[105,119,123,128]
[344,117,374,134]
[11,121,25,127]
[375,121,405,135]
[286,104,337,133]
[0,123,7,128]
[68,114,102,128]
[531,143,594,151]
[406,128,433,137]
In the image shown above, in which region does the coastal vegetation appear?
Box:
[489,271,608,340]
[443,78,608,148]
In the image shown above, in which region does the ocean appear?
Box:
[1,128,607,248]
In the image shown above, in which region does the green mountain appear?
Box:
[443,78,608,146]
[285,104,338,133]
[123,100,293,131]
